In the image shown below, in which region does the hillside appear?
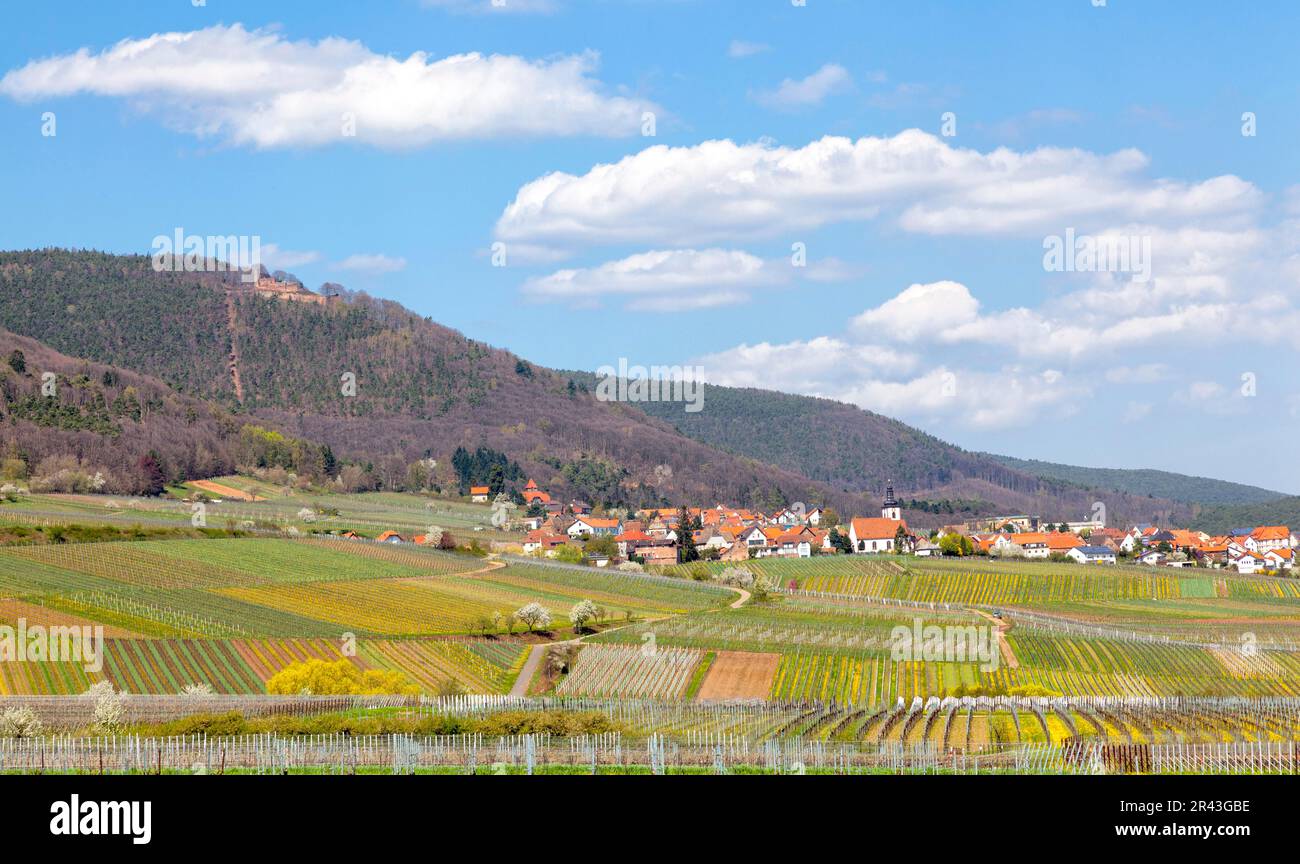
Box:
[0,249,864,513]
[1187,498,1300,535]
[980,454,1287,506]
[587,373,1196,526]
[0,330,233,493]
[0,248,1218,525]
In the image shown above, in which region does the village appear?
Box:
[407,480,1300,576]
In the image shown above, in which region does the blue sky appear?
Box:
[3,1,1299,491]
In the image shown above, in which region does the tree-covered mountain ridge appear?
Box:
[0,248,1243,525]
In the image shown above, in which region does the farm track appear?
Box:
[509,646,545,697]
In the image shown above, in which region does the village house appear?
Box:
[522,529,570,555]
[1263,547,1294,570]
[521,479,551,505]
[774,531,812,558]
[631,538,678,565]
[1138,548,1166,566]
[566,516,621,539]
[614,528,654,558]
[469,486,490,503]
[1066,545,1117,565]
[1245,526,1294,553]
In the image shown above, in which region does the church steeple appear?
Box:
[882,481,901,521]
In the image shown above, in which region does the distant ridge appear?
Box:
[980,454,1287,507]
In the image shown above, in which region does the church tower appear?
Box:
[882,482,901,521]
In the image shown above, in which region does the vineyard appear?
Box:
[1,526,1299,773]
[0,536,731,696]
[557,645,702,698]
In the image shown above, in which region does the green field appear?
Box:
[2,517,1299,739]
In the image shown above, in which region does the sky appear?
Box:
[2,1,1299,492]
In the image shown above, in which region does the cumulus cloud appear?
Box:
[521,247,856,311]
[694,332,1077,430]
[261,244,321,270]
[695,337,920,391]
[0,24,656,148]
[495,130,1259,250]
[753,63,851,109]
[524,248,805,311]
[851,281,980,342]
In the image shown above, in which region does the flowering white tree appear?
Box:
[516,602,553,632]
[0,706,43,738]
[750,573,775,600]
[568,599,598,632]
[181,682,214,698]
[716,566,755,588]
[86,681,125,731]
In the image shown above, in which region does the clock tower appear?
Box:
[882,482,901,521]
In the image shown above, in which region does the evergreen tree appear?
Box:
[676,505,699,563]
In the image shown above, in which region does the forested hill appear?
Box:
[981,454,1287,507]
[0,249,865,513]
[0,248,1244,523]
[0,328,330,495]
[565,372,1197,526]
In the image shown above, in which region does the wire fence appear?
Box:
[0,732,1294,775]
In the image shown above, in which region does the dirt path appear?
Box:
[501,560,750,696]
[509,644,546,697]
[973,609,1019,669]
[190,479,264,501]
[459,559,508,578]
[223,289,245,402]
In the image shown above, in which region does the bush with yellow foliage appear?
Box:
[266,658,419,697]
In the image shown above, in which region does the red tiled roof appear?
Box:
[850,517,909,540]
[1252,526,1291,541]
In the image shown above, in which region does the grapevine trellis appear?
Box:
[0,731,1294,775]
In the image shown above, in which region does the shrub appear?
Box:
[266,659,419,696]
[0,706,43,738]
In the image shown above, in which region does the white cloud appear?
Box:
[495,130,1259,250]
[753,63,851,109]
[261,244,321,270]
[522,248,788,312]
[0,24,656,148]
[696,337,919,391]
[851,281,980,342]
[334,253,407,274]
[520,246,860,311]
[728,40,770,59]
[694,333,1077,430]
